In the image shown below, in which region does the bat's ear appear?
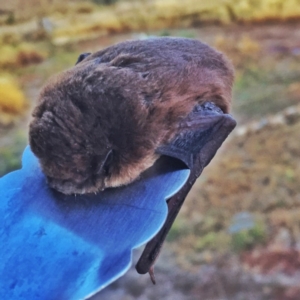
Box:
[156,102,236,176]
[75,52,91,65]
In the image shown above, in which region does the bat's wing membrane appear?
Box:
[157,103,236,173]
[136,102,236,278]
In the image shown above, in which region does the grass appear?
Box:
[1,0,300,46]
[0,75,29,126]
[213,34,300,121]
[0,129,27,177]
[231,222,267,252]
[49,0,300,45]
[0,76,27,114]
[0,43,46,70]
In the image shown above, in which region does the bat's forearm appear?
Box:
[135,170,198,275]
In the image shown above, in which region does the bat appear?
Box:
[29,37,234,195]
[29,37,236,281]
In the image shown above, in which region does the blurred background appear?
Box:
[0,0,300,299]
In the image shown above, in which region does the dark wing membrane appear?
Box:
[157,102,236,174]
[136,102,236,277]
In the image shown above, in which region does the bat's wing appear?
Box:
[136,102,236,280]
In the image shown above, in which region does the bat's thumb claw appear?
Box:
[149,266,156,285]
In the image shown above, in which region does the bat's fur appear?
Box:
[29,37,234,195]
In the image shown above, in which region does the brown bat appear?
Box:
[29,37,236,282]
[29,37,234,194]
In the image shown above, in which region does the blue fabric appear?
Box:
[0,147,189,300]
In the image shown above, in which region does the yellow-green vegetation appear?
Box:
[3,0,300,23]
[0,42,46,69]
[0,75,28,126]
[231,222,267,252]
[212,32,300,119]
[195,232,219,251]
[50,0,300,44]
[166,216,191,242]
[214,35,261,68]
[1,0,300,46]
[233,64,300,119]
[0,129,27,176]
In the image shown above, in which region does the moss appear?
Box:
[231,222,267,252]
[196,232,217,251]
[5,13,15,25]
[0,43,46,69]
[0,130,27,177]
[167,217,191,242]
[92,0,119,4]
[0,76,28,116]
[285,168,295,181]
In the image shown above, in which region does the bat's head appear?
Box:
[29,84,115,194]
[29,37,234,195]
[29,56,156,195]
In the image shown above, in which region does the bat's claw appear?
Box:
[149,266,156,285]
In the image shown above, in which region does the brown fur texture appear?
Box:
[29,37,234,195]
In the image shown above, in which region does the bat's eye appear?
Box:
[75,52,91,65]
[96,149,113,177]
